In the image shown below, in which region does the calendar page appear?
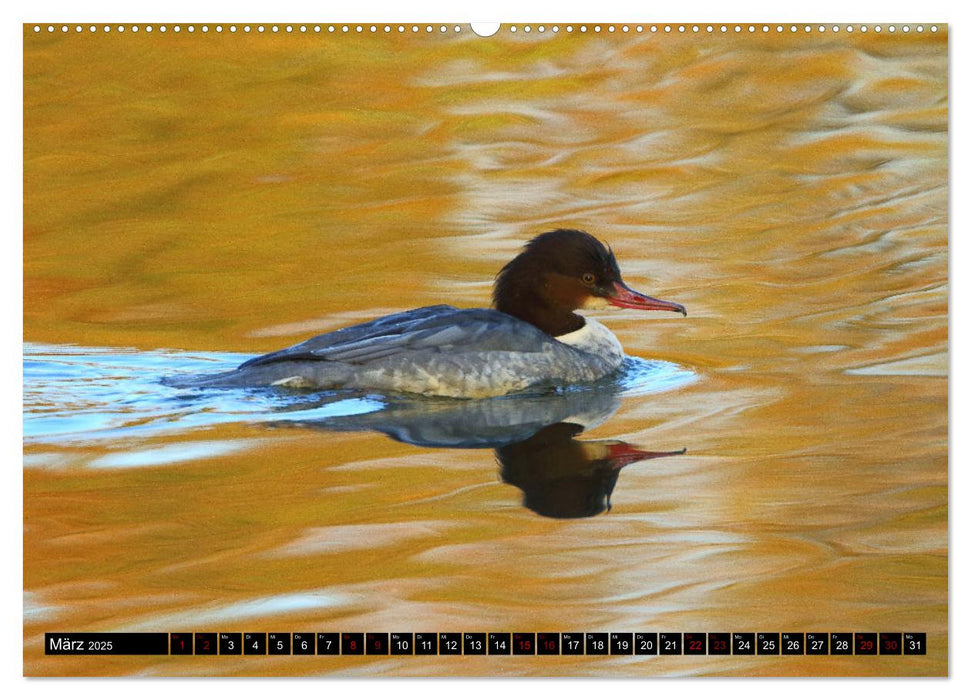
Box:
[23,21,947,677]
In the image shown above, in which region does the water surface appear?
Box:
[23,25,947,676]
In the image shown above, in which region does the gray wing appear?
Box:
[239,306,555,369]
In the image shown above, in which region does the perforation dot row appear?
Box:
[509,24,939,34]
[30,24,941,35]
[31,24,466,34]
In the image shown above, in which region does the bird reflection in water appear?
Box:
[495,423,684,518]
[278,387,685,519]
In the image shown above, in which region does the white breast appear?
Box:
[555,318,625,371]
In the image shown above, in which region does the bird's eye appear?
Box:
[581,272,596,286]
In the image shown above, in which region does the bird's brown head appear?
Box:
[492,229,686,336]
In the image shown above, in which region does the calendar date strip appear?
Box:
[45,631,927,656]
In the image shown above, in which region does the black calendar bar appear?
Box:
[45,632,929,656]
[45,633,169,655]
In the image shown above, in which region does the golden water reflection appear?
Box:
[24,26,947,676]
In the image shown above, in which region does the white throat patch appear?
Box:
[555,318,625,368]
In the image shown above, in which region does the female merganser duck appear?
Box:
[167,229,686,397]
